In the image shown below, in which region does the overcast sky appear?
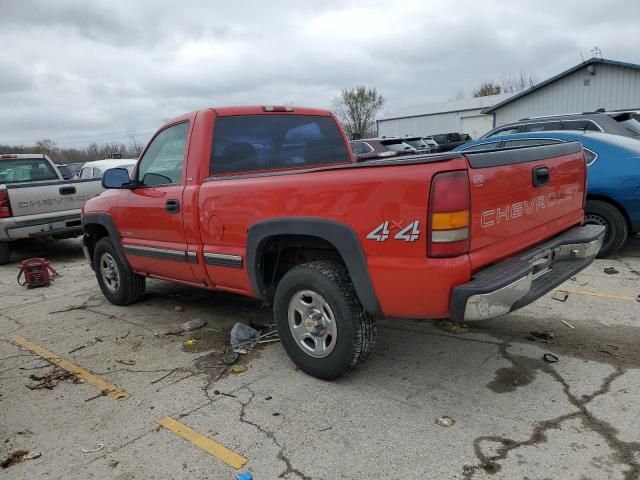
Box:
[1,0,639,147]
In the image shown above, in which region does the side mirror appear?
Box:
[102,168,131,189]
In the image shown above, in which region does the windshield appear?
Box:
[0,158,59,184]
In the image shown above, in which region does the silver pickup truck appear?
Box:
[0,153,103,264]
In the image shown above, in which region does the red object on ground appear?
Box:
[17,258,59,288]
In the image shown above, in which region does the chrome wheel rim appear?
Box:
[287,290,337,358]
[99,252,120,293]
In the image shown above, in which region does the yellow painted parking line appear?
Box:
[554,288,638,302]
[12,335,128,400]
[157,416,247,469]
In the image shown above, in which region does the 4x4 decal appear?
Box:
[367,220,420,242]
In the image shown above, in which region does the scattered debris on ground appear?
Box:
[181,318,206,332]
[230,364,247,374]
[1,450,41,469]
[25,368,78,390]
[115,359,136,366]
[78,443,104,453]
[236,471,253,480]
[184,339,198,348]
[560,319,575,329]
[543,353,559,363]
[69,337,103,354]
[604,266,619,275]
[435,416,455,427]
[552,291,569,302]
[230,323,260,348]
[527,330,554,343]
[436,320,469,334]
[174,306,184,312]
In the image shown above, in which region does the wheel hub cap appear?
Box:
[99,253,120,293]
[288,290,337,358]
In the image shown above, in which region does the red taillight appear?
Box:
[0,191,11,218]
[428,171,471,257]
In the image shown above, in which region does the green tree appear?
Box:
[332,86,385,138]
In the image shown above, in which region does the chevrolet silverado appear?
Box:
[0,154,103,264]
[81,106,604,379]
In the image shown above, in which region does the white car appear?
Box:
[79,159,137,180]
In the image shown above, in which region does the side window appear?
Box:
[524,122,561,132]
[501,139,561,148]
[562,120,601,132]
[80,167,92,179]
[137,122,189,186]
[350,142,363,154]
[487,127,520,137]
[583,148,598,165]
[461,141,500,151]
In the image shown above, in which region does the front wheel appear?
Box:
[584,200,628,258]
[274,261,376,380]
[93,238,145,305]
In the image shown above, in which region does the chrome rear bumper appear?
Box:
[450,225,605,322]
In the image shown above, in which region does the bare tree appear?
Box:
[332,86,385,138]
[473,81,502,97]
[34,138,59,160]
[128,127,144,157]
[500,71,537,94]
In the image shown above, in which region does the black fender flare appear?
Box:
[246,217,380,315]
[81,213,131,273]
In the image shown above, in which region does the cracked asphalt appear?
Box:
[1,237,639,479]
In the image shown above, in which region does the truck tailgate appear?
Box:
[464,142,586,270]
[6,179,103,217]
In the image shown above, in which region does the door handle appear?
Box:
[59,186,76,195]
[165,199,180,214]
[532,166,550,187]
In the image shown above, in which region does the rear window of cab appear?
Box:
[210,115,351,175]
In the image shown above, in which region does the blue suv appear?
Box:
[455,131,640,257]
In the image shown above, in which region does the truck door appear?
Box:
[116,122,197,283]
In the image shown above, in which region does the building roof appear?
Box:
[378,93,513,122]
[483,57,640,114]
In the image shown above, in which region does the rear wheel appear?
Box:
[274,261,376,380]
[584,200,628,258]
[93,238,145,305]
[0,242,9,265]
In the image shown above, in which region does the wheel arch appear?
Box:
[82,213,132,273]
[246,218,380,315]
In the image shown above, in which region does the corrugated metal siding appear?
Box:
[494,64,640,125]
[377,108,487,137]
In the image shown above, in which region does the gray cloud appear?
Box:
[0,0,638,147]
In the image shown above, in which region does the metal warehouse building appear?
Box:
[377,93,512,139]
[484,57,640,127]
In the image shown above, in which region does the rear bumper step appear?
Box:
[450,224,605,322]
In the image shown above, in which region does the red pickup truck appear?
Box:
[81,106,604,379]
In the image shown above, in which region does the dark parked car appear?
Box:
[68,162,84,177]
[425,133,472,152]
[423,137,439,153]
[349,138,416,161]
[482,110,640,139]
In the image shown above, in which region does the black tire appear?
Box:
[93,237,145,305]
[0,242,10,265]
[274,261,376,380]
[584,200,628,258]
